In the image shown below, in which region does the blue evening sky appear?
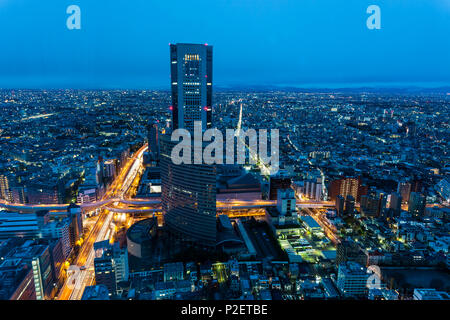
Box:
[0,0,449,89]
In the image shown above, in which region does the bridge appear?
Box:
[1,196,336,214]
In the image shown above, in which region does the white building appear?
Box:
[304,178,323,201]
[277,188,296,216]
[41,219,72,258]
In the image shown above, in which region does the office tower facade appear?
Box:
[11,186,26,204]
[94,247,116,295]
[31,245,54,300]
[360,195,378,216]
[26,184,65,205]
[377,192,387,216]
[162,43,217,247]
[269,171,292,200]
[170,43,212,132]
[0,212,42,239]
[42,218,72,258]
[96,156,105,186]
[161,135,217,247]
[0,175,12,202]
[344,195,355,215]
[335,195,345,216]
[337,262,369,298]
[336,240,367,267]
[435,178,450,202]
[65,203,83,249]
[49,239,66,288]
[103,159,117,181]
[389,192,402,216]
[408,192,426,217]
[303,178,323,201]
[329,176,367,202]
[147,121,160,157]
[276,188,296,216]
[397,181,412,204]
[112,242,129,287]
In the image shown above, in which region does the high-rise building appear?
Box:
[408,192,426,217]
[170,43,212,132]
[435,178,450,202]
[147,121,160,158]
[93,241,129,296]
[397,181,412,204]
[303,178,322,201]
[269,171,292,200]
[49,239,66,289]
[96,156,105,186]
[276,188,296,216]
[31,245,54,300]
[335,195,345,216]
[41,218,72,258]
[162,43,217,248]
[94,246,116,295]
[11,186,26,204]
[360,195,378,217]
[161,135,217,247]
[336,240,367,267]
[389,192,402,216]
[66,203,83,249]
[112,242,129,288]
[376,191,387,217]
[344,195,355,215]
[0,175,12,202]
[103,159,117,181]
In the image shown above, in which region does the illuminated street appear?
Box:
[57,144,148,300]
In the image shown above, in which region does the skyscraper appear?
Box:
[335,195,345,216]
[329,176,367,202]
[161,43,217,247]
[160,136,217,247]
[0,175,12,202]
[389,192,402,216]
[147,121,160,158]
[170,43,213,132]
[344,195,355,215]
[397,181,412,204]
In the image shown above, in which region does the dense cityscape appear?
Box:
[1,73,449,300]
[0,0,448,316]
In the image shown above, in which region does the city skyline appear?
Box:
[0,1,449,89]
[0,0,449,305]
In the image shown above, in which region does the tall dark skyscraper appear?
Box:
[147,121,159,158]
[408,192,426,217]
[161,43,216,247]
[170,43,213,132]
